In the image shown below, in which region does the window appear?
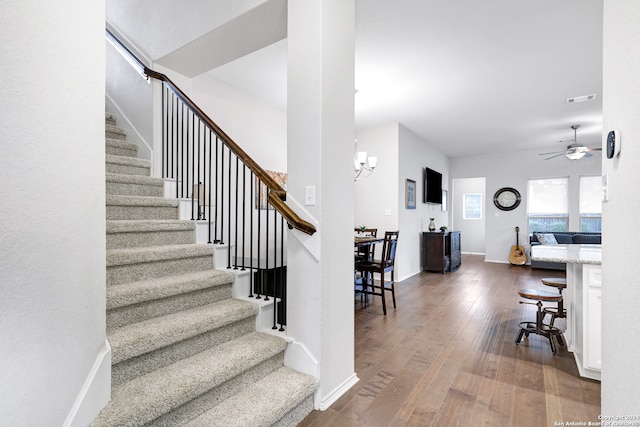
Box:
[463,193,482,219]
[527,178,568,232]
[580,175,602,232]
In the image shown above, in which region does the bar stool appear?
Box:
[515,288,565,354]
[541,277,567,326]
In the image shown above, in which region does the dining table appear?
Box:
[354,235,384,248]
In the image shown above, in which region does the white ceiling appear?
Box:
[107,0,604,159]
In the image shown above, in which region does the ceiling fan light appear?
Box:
[566,151,586,160]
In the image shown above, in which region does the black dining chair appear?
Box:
[354,228,378,263]
[355,231,399,315]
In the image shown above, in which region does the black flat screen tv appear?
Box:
[423,167,442,204]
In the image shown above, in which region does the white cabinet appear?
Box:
[568,263,601,381]
[584,265,602,373]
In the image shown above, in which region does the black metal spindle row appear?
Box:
[160,83,288,329]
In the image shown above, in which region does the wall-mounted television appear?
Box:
[423,167,443,204]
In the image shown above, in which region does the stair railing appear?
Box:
[107,28,315,331]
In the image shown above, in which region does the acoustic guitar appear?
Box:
[509,226,527,266]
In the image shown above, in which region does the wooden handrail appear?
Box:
[107,28,315,235]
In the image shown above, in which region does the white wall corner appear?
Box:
[105,92,152,161]
[284,340,319,379]
[63,339,111,427]
[317,373,359,411]
[285,194,320,261]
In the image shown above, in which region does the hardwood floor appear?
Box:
[299,254,601,427]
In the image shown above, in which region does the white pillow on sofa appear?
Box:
[535,233,558,245]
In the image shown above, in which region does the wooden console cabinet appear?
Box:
[422,231,461,273]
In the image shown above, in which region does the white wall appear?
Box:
[0,1,109,425]
[398,125,449,279]
[450,149,600,264]
[601,0,640,414]
[192,73,287,172]
[354,123,450,280]
[452,177,486,254]
[354,123,399,235]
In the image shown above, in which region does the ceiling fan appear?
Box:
[539,125,602,160]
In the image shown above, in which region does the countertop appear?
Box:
[530,244,601,265]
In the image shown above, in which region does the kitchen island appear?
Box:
[530,244,601,381]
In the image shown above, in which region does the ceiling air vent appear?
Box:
[566,94,597,104]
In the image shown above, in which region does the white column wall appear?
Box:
[601,0,640,414]
[287,0,357,409]
[0,1,108,425]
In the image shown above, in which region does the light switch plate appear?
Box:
[304,185,316,206]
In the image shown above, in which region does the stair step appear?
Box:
[186,367,318,427]
[91,332,287,427]
[106,173,164,197]
[107,269,235,330]
[107,243,214,285]
[109,298,257,364]
[106,123,127,140]
[106,219,196,249]
[106,154,151,176]
[105,113,116,125]
[106,137,137,157]
[106,195,178,221]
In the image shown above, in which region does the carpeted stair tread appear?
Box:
[106,137,136,150]
[105,153,150,169]
[106,172,164,187]
[186,367,318,427]
[106,174,164,197]
[107,244,214,267]
[107,269,234,310]
[106,220,196,250]
[92,332,287,427]
[108,298,258,364]
[106,219,195,234]
[106,123,127,138]
[106,194,178,208]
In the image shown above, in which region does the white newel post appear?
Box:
[286,0,358,410]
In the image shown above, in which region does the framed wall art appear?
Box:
[406,179,416,209]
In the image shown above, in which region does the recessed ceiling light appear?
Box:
[566,94,597,104]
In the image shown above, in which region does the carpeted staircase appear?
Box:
[92,114,317,426]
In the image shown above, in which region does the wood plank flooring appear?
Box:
[299,254,601,427]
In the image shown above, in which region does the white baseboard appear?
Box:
[317,373,359,411]
[63,340,111,427]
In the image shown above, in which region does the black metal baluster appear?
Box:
[241,164,246,271]
[233,156,239,270]
[256,184,262,299]
[279,215,285,331]
[249,171,254,298]
[227,148,232,268]
[162,85,166,178]
[219,142,225,245]
[170,94,174,180]
[214,135,220,243]
[197,119,201,219]
[207,129,213,243]
[264,188,270,303]
[180,103,185,199]
[190,112,195,220]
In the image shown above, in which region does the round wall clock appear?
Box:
[493,187,521,211]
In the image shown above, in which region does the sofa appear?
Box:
[529,231,602,270]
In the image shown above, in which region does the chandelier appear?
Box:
[354,140,377,181]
